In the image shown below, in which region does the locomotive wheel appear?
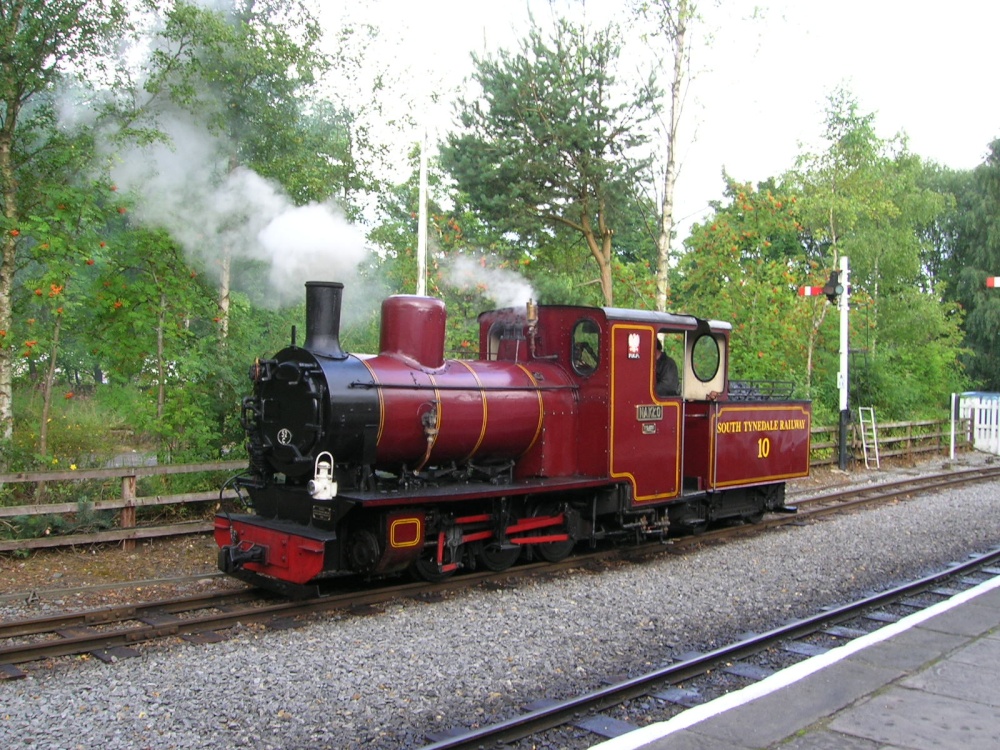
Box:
[474,541,521,572]
[530,502,575,563]
[410,553,455,583]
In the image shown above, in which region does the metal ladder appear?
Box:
[858,406,880,469]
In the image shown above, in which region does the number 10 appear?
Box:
[757,437,771,458]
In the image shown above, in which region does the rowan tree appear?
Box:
[0,0,130,447]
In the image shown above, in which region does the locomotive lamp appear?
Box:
[308,451,338,500]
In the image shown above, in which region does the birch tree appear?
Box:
[634,0,695,312]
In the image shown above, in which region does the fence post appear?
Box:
[121,474,137,552]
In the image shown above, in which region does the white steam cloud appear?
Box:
[444,255,536,308]
[110,117,370,308]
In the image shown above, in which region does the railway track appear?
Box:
[3,465,998,681]
[419,545,1000,749]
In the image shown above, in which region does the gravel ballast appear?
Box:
[2,454,999,749]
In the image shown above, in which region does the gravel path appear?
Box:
[2,453,999,750]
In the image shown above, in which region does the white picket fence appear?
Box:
[952,392,1000,457]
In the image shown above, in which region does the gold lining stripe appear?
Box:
[514,363,545,456]
[455,361,488,461]
[359,359,385,445]
[608,324,683,501]
[389,517,422,548]
[426,373,442,460]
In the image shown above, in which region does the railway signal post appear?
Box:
[833,257,850,469]
[800,258,850,469]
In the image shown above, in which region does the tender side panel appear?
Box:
[609,324,682,503]
[710,402,812,488]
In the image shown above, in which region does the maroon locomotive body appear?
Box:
[215,281,811,593]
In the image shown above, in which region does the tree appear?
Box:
[0,0,129,445]
[140,0,333,336]
[441,19,659,306]
[783,90,963,416]
[679,91,967,420]
[936,140,1000,389]
[367,147,534,352]
[676,178,815,392]
[633,0,695,311]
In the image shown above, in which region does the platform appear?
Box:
[592,574,1000,749]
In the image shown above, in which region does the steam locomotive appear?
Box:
[215,281,811,594]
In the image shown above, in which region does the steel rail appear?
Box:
[420,545,1000,749]
[3,466,998,675]
[0,559,568,670]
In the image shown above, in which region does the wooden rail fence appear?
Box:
[0,461,244,553]
[0,417,976,553]
[810,418,972,466]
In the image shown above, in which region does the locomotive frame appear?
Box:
[215,281,811,594]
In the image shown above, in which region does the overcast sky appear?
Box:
[331,0,1000,241]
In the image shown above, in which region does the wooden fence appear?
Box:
[0,417,975,553]
[0,461,244,553]
[810,418,972,466]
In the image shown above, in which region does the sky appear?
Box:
[329,0,1000,243]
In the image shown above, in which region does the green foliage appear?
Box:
[677,178,814,396]
[930,140,1000,390]
[441,18,659,304]
[1,499,115,542]
[0,0,989,470]
[0,0,133,442]
[679,91,969,417]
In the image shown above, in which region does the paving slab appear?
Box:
[630,729,748,750]
[941,630,1000,670]
[900,655,1000,706]
[829,685,1000,749]
[915,600,1000,637]
[778,729,889,750]
[847,625,967,672]
[964,583,1000,611]
[645,659,903,749]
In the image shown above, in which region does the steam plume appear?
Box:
[444,255,536,308]
[110,116,369,308]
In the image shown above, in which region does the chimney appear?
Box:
[303,281,347,359]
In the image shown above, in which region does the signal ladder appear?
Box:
[858,407,880,469]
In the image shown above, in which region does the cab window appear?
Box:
[571,319,600,376]
[691,333,721,382]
